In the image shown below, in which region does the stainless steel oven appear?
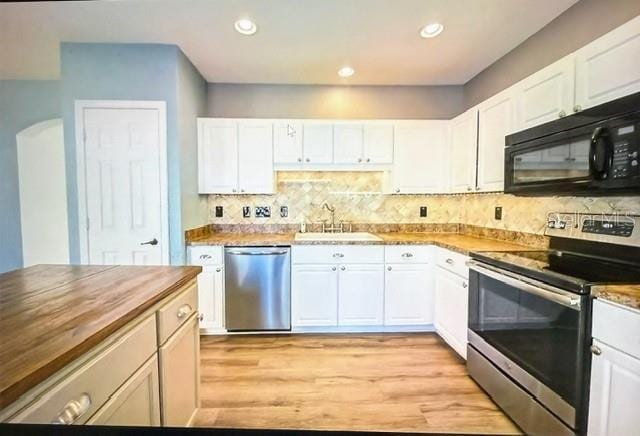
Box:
[504,91,640,196]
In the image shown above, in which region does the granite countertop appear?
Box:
[0,264,201,410]
[187,231,535,255]
[592,285,640,311]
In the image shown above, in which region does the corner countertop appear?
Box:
[0,264,201,410]
[592,285,640,311]
[187,231,537,255]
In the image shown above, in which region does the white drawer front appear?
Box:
[188,246,223,266]
[385,245,432,264]
[157,282,199,345]
[292,245,384,264]
[11,315,157,424]
[593,299,640,360]
[436,248,469,278]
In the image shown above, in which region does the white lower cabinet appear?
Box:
[196,266,224,331]
[434,266,469,358]
[384,264,433,325]
[292,264,339,327]
[338,264,384,326]
[158,314,200,426]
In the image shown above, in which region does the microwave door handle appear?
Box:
[589,127,613,180]
[468,262,582,310]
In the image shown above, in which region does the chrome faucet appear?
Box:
[321,203,338,233]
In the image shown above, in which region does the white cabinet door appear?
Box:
[159,314,200,426]
[87,354,160,426]
[292,264,338,327]
[434,267,468,358]
[197,266,224,331]
[334,123,364,164]
[575,15,640,111]
[514,55,575,130]
[274,121,303,164]
[303,123,334,164]
[338,264,384,326]
[588,339,640,436]
[384,263,433,325]
[449,109,478,193]
[364,124,394,164]
[198,119,238,194]
[477,89,515,192]
[238,121,274,194]
[391,122,448,194]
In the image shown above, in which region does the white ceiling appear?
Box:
[0,0,578,85]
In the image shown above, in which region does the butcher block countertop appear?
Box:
[187,232,535,255]
[0,264,201,410]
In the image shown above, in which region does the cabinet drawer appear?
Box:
[593,299,640,360]
[292,245,384,264]
[436,248,469,278]
[157,282,199,346]
[11,315,156,424]
[385,245,432,264]
[188,246,223,266]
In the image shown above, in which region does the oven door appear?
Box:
[467,262,591,430]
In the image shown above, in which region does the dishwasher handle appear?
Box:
[226,249,289,256]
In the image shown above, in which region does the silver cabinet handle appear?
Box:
[340,266,346,271]
[333,253,344,258]
[177,304,193,319]
[198,312,204,322]
[401,253,414,258]
[573,104,582,113]
[387,266,392,271]
[590,345,602,356]
[558,110,566,118]
[331,266,337,271]
[445,258,454,265]
[51,393,91,424]
[215,267,222,273]
[200,254,212,260]
[366,158,371,163]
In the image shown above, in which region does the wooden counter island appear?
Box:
[0,264,201,427]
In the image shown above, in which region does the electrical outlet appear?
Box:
[280,206,288,218]
[420,206,428,218]
[242,206,251,218]
[255,206,271,218]
[495,206,503,220]
[215,206,223,218]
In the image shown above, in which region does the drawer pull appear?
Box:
[591,345,602,356]
[177,304,193,320]
[445,258,454,265]
[401,253,414,258]
[51,393,91,425]
[333,253,344,258]
[200,254,212,260]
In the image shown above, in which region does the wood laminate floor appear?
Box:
[194,333,521,434]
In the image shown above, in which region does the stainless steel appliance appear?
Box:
[467,212,640,435]
[225,246,291,331]
[504,91,640,196]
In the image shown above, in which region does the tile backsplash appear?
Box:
[207,171,640,235]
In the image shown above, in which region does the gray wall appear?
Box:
[464,0,640,108]
[0,80,61,273]
[207,83,464,119]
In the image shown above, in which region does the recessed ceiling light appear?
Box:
[338,66,355,78]
[234,18,257,35]
[420,22,444,38]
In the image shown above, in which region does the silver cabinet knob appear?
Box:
[573,104,582,113]
[215,267,221,272]
[297,157,302,162]
[401,252,414,258]
[305,158,310,163]
[462,282,468,289]
[358,158,363,163]
[395,188,400,193]
[333,253,344,258]
[232,188,237,193]
[366,158,371,163]
[340,266,346,271]
[331,266,337,271]
[558,110,567,118]
[240,189,245,193]
[445,258,454,265]
[387,266,392,271]
[177,304,193,319]
[590,345,602,356]
[51,393,92,424]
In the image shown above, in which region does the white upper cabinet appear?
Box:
[273,121,303,164]
[364,124,394,164]
[302,122,334,164]
[390,121,448,194]
[197,119,274,194]
[575,15,640,111]
[449,109,478,193]
[477,89,515,192]
[333,123,364,164]
[237,121,274,194]
[514,55,575,130]
[198,119,238,194]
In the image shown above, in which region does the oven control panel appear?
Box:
[582,219,634,237]
[546,212,639,246]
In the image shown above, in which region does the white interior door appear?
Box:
[79,102,167,265]
[17,119,70,266]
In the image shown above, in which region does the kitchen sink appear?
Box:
[294,232,383,242]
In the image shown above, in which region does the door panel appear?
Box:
[384,263,433,325]
[435,267,468,358]
[303,123,333,164]
[338,264,384,325]
[364,124,394,164]
[334,124,364,164]
[292,265,338,327]
[198,119,238,193]
[449,109,478,193]
[274,121,303,164]
[238,122,274,194]
[83,107,164,265]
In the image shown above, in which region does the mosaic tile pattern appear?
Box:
[207,171,640,235]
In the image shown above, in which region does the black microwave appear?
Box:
[504,92,640,196]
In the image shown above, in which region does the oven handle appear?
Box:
[467,261,582,311]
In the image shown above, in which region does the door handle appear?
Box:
[140,238,158,246]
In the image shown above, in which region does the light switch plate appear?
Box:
[420,206,428,218]
[242,206,251,218]
[495,206,503,220]
[280,206,288,218]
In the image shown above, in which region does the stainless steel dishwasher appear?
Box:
[224,246,291,331]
